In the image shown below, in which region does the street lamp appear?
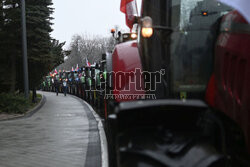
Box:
[21,0,29,99]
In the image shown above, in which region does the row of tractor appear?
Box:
[41,55,108,117]
[42,0,250,166]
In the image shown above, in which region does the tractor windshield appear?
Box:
[170,0,231,96]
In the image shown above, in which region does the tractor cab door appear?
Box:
[169,0,231,99]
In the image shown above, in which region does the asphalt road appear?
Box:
[0,91,105,167]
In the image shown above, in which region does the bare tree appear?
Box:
[57,34,115,71]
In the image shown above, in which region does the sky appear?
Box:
[51,0,133,49]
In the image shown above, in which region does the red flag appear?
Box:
[54,69,58,74]
[120,0,138,29]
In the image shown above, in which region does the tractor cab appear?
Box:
[58,72,63,82]
[95,54,108,117]
[80,67,86,84]
[55,73,60,81]
[95,63,101,90]
[68,71,75,84]
[85,67,91,88]
[46,75,51,86]
[100,54,107,88]
[138,0,231,99]
[90,65,96,87]
[45,76,52,91]
[74,71,79,83]
[61,72,68,81]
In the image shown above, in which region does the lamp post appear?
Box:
[21,0,29,99]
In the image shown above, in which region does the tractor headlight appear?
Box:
[131,33,137,39]
[141,16,153,38]
[131,23,138,39]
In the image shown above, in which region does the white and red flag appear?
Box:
[86,58,91,67]
[120,0,138,29]
[54,69,58,74]
[71,66,74,72]
[75,64,79,71]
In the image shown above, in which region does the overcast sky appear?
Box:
[51,0,133,49]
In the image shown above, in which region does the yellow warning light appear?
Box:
[202,11,208,16]
[111,28,115,33]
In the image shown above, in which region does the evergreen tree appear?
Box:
[0,0,64,96]
[22,0,63,91]
[0,0,21,93]
[0,0,5,92]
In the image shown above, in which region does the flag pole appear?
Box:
[21,0,29,99]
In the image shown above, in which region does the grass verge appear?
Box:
[0,92,42,115]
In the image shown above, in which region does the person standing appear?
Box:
[63,79,67,96]
[54,77,59,96]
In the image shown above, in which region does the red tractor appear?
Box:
[104,0,250,166]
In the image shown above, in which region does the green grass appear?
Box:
[0,92,42,114]
[28,93,42,110]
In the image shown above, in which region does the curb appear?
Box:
[83,101,109,167]
[70,95,109,167]
[0,94,46,121]
[24,94,46,118]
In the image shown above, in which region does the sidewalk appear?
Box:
[0,91,102,167]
